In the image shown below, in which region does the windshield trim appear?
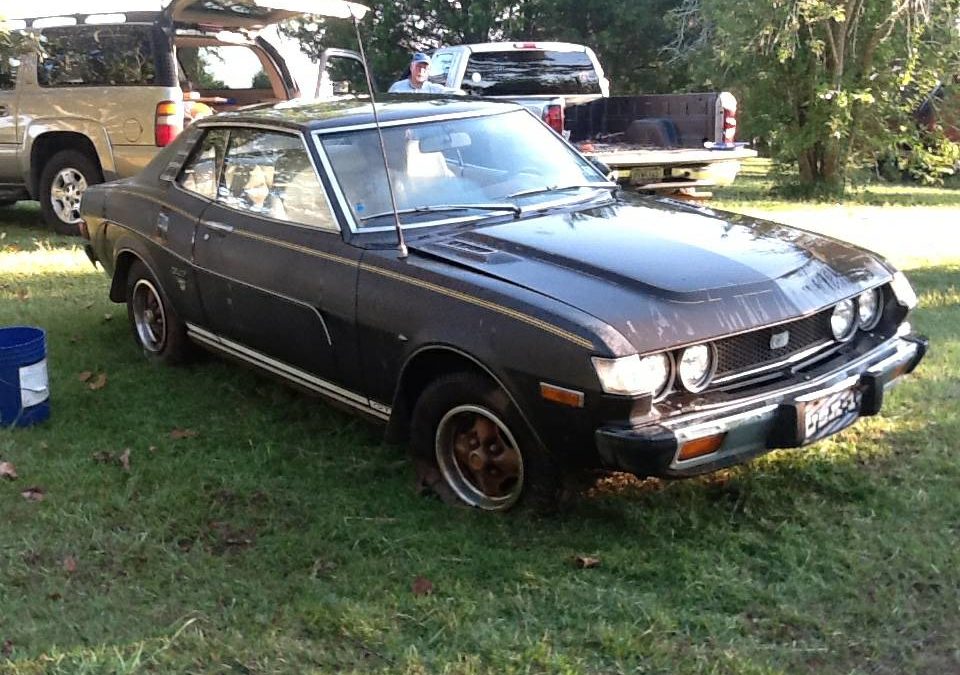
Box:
[311,108,520,136]
[312,110,607,235]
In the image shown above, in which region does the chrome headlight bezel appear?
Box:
[830,298,857,342]
[890,271,918,310]
[857,288,882,330]
[676,343,716,393]
[592,352,673,398]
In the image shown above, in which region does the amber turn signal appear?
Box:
[539,382,584,408]
[677,433,726,461]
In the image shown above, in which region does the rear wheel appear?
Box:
[410,372,560,511]
[39,149,102,235]
[125,260,190,365]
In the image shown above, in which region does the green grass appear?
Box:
[713,158,960,210]
[2,195,960,674]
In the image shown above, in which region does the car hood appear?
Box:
[409,198,893,353]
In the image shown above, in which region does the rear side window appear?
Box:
[37,25,157,87]
[0,56,18,90]
[178,128,229,199]
[462,50,601,96]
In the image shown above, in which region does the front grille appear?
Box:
[714,309,834,379]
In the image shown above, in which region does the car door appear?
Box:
[192,126,362,391]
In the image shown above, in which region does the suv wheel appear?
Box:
[39,150,102,235]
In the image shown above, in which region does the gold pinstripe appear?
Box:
[111,188,198,221]
[107,189,595,350]
[359,263,595,349]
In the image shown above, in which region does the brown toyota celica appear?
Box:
[80,98,927,511]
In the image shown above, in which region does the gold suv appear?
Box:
[0,0,308,233]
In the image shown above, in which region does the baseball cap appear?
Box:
[411,52,431,65]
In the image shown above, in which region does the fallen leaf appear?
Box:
[69,335,80,344]
[148,445,158,453]
[412,576,434,596]
[573,555,601,569]
[119,448,131,472]
[2,639,12,657]
[103,313,113,322]
[88,373,108,391]
[63,556,77,573]
[78,370,93,382]
[47,592,62,601]
[311,558,338,578]
[16,288,30,301]
[170,428,199,440]
[0,462,17,480]
[91,451,115,464]
[38,441,48,450]
[21,486,45,502]
[84,302,94,309]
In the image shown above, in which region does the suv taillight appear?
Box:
[155,101,183,147]
[543,103,564,135]
[719,92,737,144]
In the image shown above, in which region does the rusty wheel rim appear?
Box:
[131,278,167,354]
[435,404,524,510]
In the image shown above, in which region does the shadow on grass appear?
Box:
[1,204,83,252]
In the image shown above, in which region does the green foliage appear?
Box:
[250,70,271,89]
[670,0,960,192]
[279,0,692,95]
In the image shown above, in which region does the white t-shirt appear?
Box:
[388,79,449,94]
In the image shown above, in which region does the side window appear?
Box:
[0,56,18,90]
[37,26,156,87]
[219,129,335,229]
[319,55,366,97]
[428,52,454,86]
[177,129,229,199]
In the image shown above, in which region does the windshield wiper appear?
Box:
[507,182,617,199]
[360,203,520,222]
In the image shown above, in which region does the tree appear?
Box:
[670,0,960,192]
[280,0,691,94]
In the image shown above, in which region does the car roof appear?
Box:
[195,97,525,133]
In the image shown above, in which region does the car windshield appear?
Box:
[317,109,610,230]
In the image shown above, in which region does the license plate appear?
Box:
[802,386,862,444]
[630,166,664,183]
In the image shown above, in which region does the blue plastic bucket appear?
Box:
[0,326,50,427]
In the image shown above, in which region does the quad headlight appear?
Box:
[677,343,715,393]
[857,288,882,330]
[830,298,857,341]
[592,353,671,397]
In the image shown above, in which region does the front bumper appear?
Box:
[595,333,928,478]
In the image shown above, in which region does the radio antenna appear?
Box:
[351,13,408,258]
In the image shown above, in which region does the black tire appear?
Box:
[410,372,560,512]
[125,260,190,365]
[38,149,102,235]
[0,200,16,208]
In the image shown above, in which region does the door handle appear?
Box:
[204,221,235,234]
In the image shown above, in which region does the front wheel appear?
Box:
[125,260,190,365]
[410,372,559,511]
[39,149,102,235]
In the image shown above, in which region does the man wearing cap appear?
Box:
[389,52,447,94]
